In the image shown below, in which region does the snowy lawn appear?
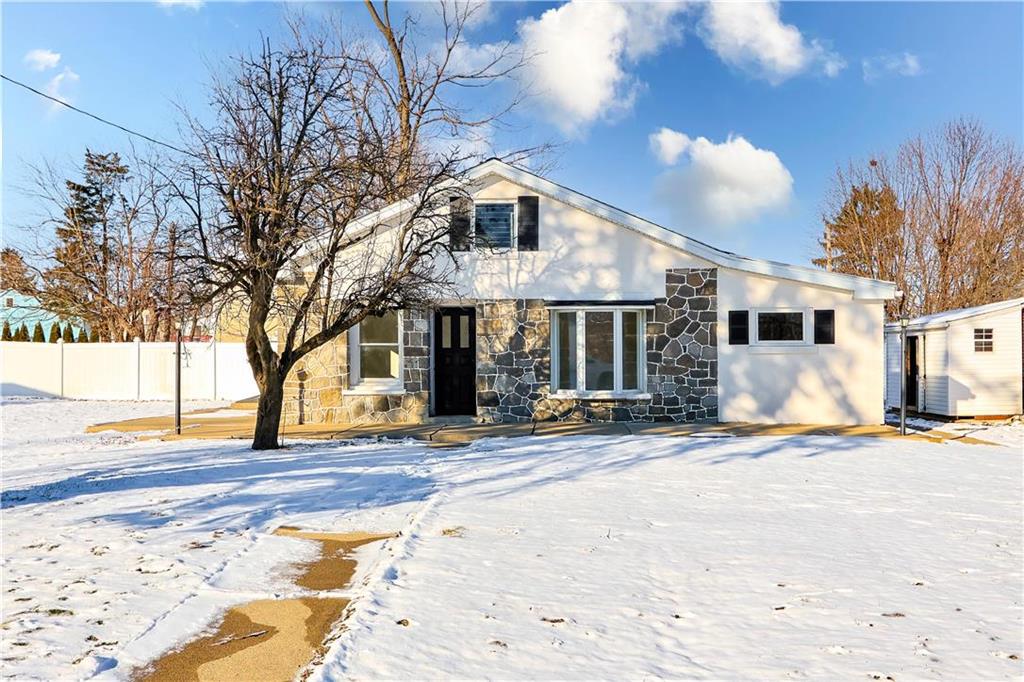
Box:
[1,400,1021,680]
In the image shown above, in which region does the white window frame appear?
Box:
[752,308,809,346]
[347,311,405,394]
[472,199,517,251]
[550,307,648,398]
[973,328,993,352]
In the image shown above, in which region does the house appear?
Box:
[0,289,87,339]
[282,159,897,427]
[885,298,1024,418]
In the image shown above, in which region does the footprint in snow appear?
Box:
[825,645,851,655]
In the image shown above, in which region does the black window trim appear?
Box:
[813,309,836,345]
[728,310,749,345]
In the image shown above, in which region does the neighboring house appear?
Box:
[0,289,86,338]
[283,159,897,427]
[885,298,1024,418]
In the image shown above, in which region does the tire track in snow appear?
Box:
[308,479,454,680]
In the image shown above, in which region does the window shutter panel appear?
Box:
[813,310,835,344]
[450,197,471,251]
[728,311,749,345]
[516,195,539,251]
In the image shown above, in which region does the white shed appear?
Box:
[885,298,1024,417]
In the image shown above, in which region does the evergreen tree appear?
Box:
[31,322,45,342]
[16,323,29,341]
[1,320,11,341]
[89,327,100,343]
[78,327,89,343]
[48,323,61,343]
[63,324,75,343]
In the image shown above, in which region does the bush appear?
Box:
[78,327,89,343]
[63,325,75,343]
[1,320,11,341]
[32,322,45,343]
[48,323,61,343]
[89,327,100,343]
[15,323,29,341]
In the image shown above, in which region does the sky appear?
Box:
[1,1,1022,267]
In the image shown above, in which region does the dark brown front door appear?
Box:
[434,307,476,416]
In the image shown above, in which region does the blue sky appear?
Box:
[2,1,1021,266]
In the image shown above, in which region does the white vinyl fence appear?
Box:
[0,340,260,401]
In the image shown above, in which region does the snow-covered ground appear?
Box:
[891,413,1024,450]
[2,400,1021,680]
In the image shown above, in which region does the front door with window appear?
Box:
[434,307,476,415]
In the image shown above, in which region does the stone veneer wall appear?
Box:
[476,268,718,423]
[282,308,430,425]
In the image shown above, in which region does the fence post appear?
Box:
[135,336,142,401]
[212,336,218,401]
[58,338,65,398]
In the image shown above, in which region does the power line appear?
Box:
[1,73,190,155]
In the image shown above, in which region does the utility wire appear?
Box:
[1,73,190,156]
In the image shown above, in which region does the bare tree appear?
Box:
[816,118,1024,319]
[173,4,529,450]
[21,150,183,341]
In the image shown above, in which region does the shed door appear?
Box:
[905,336,919,409]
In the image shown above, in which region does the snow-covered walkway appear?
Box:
[1,399,1021,680]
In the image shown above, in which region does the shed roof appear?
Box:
[885,297,1024,332]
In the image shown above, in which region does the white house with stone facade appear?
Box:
[283,159,897,427]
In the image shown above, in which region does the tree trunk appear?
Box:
[252,373,285,450]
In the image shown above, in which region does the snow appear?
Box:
[1,400,1021,680]
[896,414,1024,450]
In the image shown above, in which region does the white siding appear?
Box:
[946,306,1023,416]
[885,331,901,409]
[719,271,886,425]
[921,329,949,414]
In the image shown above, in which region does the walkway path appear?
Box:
[86,400,992,445]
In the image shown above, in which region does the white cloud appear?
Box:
[157,0,204,9]
[652,129,793,230]
[649,127,691,166]
[24,49,61,71]
[518,0,688,136]
[698,1,844,84]
[44,67,79,111]
[862,52,922,83]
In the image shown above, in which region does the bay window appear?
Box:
[349,311,403,391]
[551,308,646,394]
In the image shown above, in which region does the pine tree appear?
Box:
[31,322,45,342]
[1,320,11,341]
[48,323,61,343]
[63,324,75,342]
[78,327,89,343]
[16,323,29,341]
[89,327,100,343]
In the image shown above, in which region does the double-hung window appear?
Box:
[349,311,403,391]
[551,309,646,394]
[974,328,993,352]
[474,202,515,249]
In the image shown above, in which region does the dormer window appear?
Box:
[449,195,539,252]
[474,202,516,249]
